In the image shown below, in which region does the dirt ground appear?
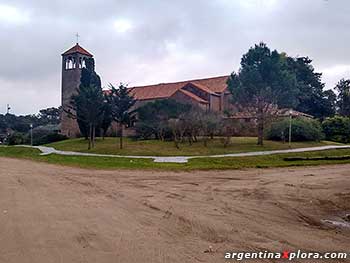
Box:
[0,158,349,263]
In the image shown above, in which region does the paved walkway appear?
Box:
[19,145,350,163]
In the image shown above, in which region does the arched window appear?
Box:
[66,57,74,70]
[82,58,86,68]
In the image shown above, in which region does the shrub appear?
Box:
[322,116,350,143]
[134,122,156,140]
[266,117,324,142]
[136,99,192,140]
[33,133,68,145]
[7,132,28,145]
[31,125,67,145]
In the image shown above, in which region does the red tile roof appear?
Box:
[186,82,216,95]
[62,44,93,57]
[130,75,229,100]
[191,75,229,93]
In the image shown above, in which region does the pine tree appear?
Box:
[228,43,298,145]
[336,79,350,116]
[72,84,105,149]
[107,83,136,149]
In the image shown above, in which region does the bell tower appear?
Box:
[61,43,93,137]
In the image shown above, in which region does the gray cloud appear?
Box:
[1,0,349,114]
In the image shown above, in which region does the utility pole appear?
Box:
[289,109,293,149]
[30,124,33,146]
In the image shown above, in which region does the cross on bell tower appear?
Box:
[75,32,80,44]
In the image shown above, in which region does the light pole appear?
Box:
[288,110,292,149]
[30,124,33,146]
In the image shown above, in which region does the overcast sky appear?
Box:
[1,0,349,115]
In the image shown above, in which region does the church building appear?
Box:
[60,43,233,137]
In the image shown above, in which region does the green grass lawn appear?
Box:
[47,137,340,156]
[1,145,350,171]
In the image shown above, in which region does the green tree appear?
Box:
[100,96,113,139]
[77,58,103,138]
[38,107,61,125]
[285,57,336,118]
[71,84,105,149]
[322,116,350,143]
[335,79,350,116]
[135,99,192,140]
[107,83,136,149]
[228,42,298,145]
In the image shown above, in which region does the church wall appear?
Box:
[209,94,221,111]
[61,63,81,138]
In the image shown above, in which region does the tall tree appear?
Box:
[71,84,105,149]
[77,58,103,138]
[323,89,337,117]
[335,79,350,116]
[38,107,61,125]
[107,83,136,149]
[228,42,298,145]
[285,56,336,118]
[100,95,113,139]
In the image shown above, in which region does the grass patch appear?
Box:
[1,145,350,171]
[47,137,340,157]
[0,146,40,159]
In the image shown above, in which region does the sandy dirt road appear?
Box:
[0,158,349,263]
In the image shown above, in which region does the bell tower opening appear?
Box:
[60,43,93,137]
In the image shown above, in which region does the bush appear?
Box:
[136,99,191,140]
[31,125,67,145]
[322,116,350,143]
[266,117,324,142]
[33,133,68,145]
[134,122,156,140]
[7,132,28,145]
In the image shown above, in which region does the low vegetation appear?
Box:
[1,146,350,170]
[47,137,337,157]
[266,117,324,142]
[322,116,350,143]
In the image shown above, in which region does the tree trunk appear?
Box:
[188,136,192,146]
[203,137,208,147]
[92,125,95,148]
[173,131,179,149]
[224,136,230,148]
[119,125,123,149]
[88,123,92,150]
[257,105,264,146]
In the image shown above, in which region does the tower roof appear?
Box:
[62,43,93,57]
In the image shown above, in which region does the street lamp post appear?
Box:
[30,124,33,146]
[288,110,293,149]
